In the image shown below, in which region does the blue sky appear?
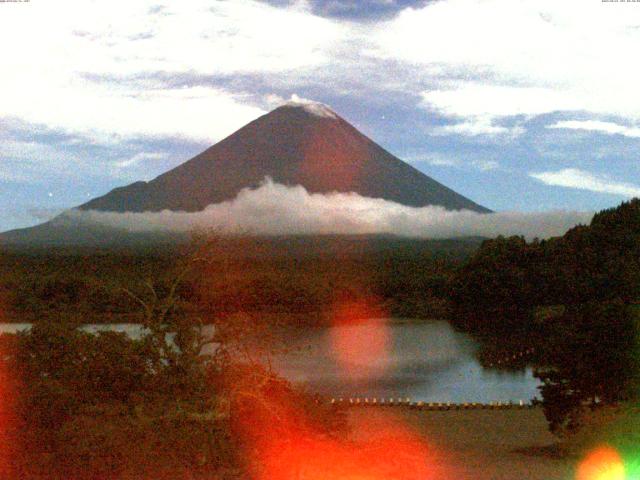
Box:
[2,0,640,232]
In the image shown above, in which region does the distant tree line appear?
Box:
[0,237,477,325]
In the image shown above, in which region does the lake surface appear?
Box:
[0,320,540,403]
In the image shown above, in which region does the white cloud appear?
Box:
[0,140,63,161]
[4,0,639,143]
[531,168,640,197]
[406,154,499,171]
[0,140,172,184]
[407,153,459,167]
[113,152,169,169]
[109,151,173,181]
[67,179,592,240]
[547,120,640,139]
[1,82,264,145]
[421,86,580,121]
[0,0,346,142]
[372,0,640,129]
[430,118,520,137]
[472,160,499,172]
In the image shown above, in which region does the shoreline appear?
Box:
[0,313,443,326]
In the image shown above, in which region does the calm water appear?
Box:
[0,320,540,403]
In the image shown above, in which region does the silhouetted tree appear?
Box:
[449,235,542,333]
[535,301,640,435]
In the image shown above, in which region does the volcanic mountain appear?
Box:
[1,102,490,245]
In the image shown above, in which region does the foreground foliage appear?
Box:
[0,237,346,479]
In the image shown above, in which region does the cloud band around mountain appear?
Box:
[65,179,594,240]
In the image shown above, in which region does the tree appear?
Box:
[1,233,345,479]
[448,235,542,334]
[449,199,640,438]
[534,301,640,435]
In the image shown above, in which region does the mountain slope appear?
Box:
[1,103,490,246]
[80,104,490,213]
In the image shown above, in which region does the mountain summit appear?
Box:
[80,102,490,214]
[1,102,490,245]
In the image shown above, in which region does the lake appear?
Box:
[0,320,540,403]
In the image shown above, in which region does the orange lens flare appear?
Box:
[255,409,442,480]
[0,343,16,476]
[230,296,447,480]
[300,124,365,192]
[577,446,626,480]
[328,298,391,380]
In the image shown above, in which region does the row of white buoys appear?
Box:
[488,347,535,368]
[330,397,412,406]
[411,400,531,410]
[329,398,533,409]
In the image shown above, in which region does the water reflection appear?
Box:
[0,320,540,403]
[271,320,540,403]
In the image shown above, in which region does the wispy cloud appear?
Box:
[531,168,640,197]
[406,154,499,172]
[405,153,459,167]
[6,0,640,144]
[0,139,173,184]
[27,208,65,222]
[68,179,592,240]
[0,0,345,143]
[372,0,640,131]
[472,160,499,172]
[112,152,169,169]
[420,86,580,126]
[109,151,174,181]
[547,120,640,139]
[430,118,523,138]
